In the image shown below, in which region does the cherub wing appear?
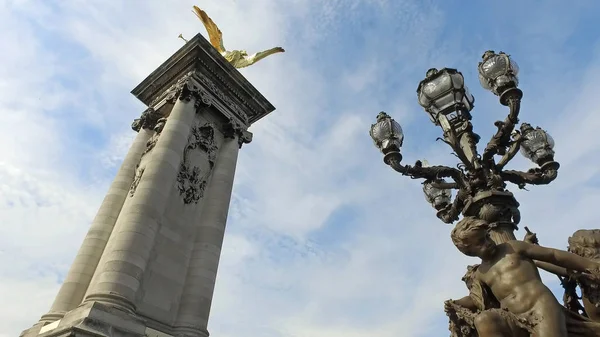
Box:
[192,6,226,53]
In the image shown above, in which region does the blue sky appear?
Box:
[1,0,600,336]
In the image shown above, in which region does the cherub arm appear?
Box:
[510,240,600,273]
[534,261,569,278]
[522,227,569,277]
[452,295,478,311]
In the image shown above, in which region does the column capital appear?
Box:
[148,71,253,128]
[161,72,213,109]
[222,117,253,148]
[238,130,253,148]
[131,107,163,132]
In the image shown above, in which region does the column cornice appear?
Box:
[130,33,275,125]
[145,71,250,129]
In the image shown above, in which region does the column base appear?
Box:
[83,292,137,315]
[20,301,147,337]
[20,322,45,337]
[39,311,67,324]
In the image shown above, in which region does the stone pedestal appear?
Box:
[21,33,274,337]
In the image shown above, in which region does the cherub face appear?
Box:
[472,231,496,258]
[451,217,497,259]
[457,227,496,258]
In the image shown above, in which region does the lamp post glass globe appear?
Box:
[478,50,521,104]
[369,111,404,156]
[423,179,452,210]
[519,123,555,165]
[416,68,475,125]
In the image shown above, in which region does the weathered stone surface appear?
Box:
[22,33,274,337]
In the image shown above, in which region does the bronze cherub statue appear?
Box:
[445,219,600,337]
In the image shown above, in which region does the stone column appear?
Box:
[173,125,251,337]
[39,110,158,323]
[83,85,199,313]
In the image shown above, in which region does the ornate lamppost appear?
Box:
[370,51,559,244]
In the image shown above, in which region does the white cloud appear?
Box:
[1,1,600,337]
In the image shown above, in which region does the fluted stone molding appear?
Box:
[83,82,205,313]
[38,111,160,324]
[173,122,248,337]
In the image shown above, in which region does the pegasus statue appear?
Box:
[183,6,285,68]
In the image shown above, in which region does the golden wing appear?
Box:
[192,6,226,53]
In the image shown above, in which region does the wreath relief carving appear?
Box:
[129,118,168,197]
[129,167,145,197]
[176,122,219,204]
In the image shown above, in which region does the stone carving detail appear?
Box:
[222,117,253,148]
[129,167,144,197]
[176,122,219,204]
[162,73,213,108]
[131,107,162,132]
[150,71,196,107]
[196,74,250,124]
[177,165,206,205]
[129,117,168,197]
[143,118,168,156]
[148,70,250,126]
[238,130,253,148]
[194,56,261,119]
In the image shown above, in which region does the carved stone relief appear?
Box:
[152,71,196,107]
[176,122,219,204]
[222,117,253,148]
[129,74,252,201]
[148,70,250,126]
[129,167,145,197]
[129,117,170,197]
[143,118,168,156]
[131,107,162,132]
[195,74,250,124]
[194,56,261,119]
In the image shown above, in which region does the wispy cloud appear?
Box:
[1,0,600,336]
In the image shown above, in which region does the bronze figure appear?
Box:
[447,218,600,336]
[526,228,600,322]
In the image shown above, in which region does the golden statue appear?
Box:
[192,6,285,68]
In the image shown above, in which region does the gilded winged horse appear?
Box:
[182,6,285,68]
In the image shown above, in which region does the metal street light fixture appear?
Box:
[478,50,522,105]
[519,123,556,166]
[417,67,479,170]
[370,50,560,243]
[370,111,404,162]
[422,178,452,211]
